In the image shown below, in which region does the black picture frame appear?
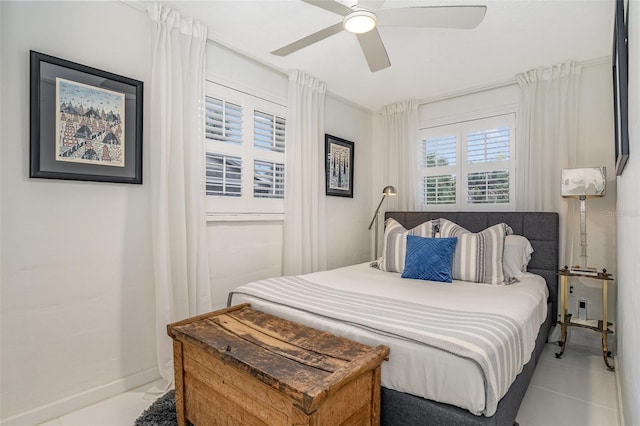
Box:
[325,134,354,198]
[30,50,143,184]
[613,0,629,176]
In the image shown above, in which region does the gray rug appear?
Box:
[134,391,193,426]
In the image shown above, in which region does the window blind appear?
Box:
[205,96,242,145]
[254,110,285,153]
[422,135,457,167]
[467,170,509,204]
[467,128,510,164]
[418,113,515,210]
[254,160,285,199]
[422,174,456,205]
[206,153,242,196]
[204,81,287,214]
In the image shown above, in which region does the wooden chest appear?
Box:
[167,303,389,426]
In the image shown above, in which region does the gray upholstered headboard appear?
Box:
[385,211,559,325]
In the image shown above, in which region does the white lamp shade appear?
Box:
[561,167,606,198]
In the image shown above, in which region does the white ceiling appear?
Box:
[159,0,615,111]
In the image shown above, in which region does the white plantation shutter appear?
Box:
[204,81,286,215]
[466,126,511,204]
[467,128,510,164]
[418,113,515,211]
[422,135,457,167]
[254,110,285,153]
[420,132,458,207]
[253,109,286,201]
[254,160,285,198]
[205,153,242,196]
[205,96,242,145]
[467,170,510,204]
[422,174,457,205]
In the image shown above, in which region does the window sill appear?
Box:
[206,213,284,222]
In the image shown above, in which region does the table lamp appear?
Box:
[561,167,606,273]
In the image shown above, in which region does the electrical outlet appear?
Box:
[578,298,587,320]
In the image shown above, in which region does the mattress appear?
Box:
[228,262,548,416]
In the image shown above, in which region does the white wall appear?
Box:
[0,2,156,425]
[569,61,617,349]
[616,0,640,423]
[325,95,374,268]
[419,84,520,126]
[418,61,617,350]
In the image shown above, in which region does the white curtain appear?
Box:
[516,61,582,267]
[368,100,418,258]
[380,100,419,211]
[148,3,211,383]
[283,70,327,276]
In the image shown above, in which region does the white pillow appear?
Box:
[438,219,509,285]
[379,218,437,273]
[503,235,534,279]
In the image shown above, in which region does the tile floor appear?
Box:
[516,343,620,426]
[36,381,167,426]
[38,343,619,426]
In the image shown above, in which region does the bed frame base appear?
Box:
[381,305,552,426]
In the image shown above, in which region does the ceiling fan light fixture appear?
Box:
[343,10,377,34]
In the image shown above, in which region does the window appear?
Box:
[205,153,241,196]
[204,82,286,215]
[418,114,515,210]
[205,97,242,145]
[253,160,284,198]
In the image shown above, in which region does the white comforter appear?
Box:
[228,262,548,417]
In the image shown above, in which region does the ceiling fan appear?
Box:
[271,0,487,72]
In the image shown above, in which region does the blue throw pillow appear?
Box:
[401,236,458,283]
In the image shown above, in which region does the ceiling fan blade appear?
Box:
[377,5,487,29]
[356,28,391,72]
[301,0,353,16]
[271,22,344,56]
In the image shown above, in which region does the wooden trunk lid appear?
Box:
[168,303,389,413]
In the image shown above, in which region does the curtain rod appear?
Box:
[417,55,611,106]
[417,79,515,106]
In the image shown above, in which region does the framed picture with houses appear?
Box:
[30,50,143,184]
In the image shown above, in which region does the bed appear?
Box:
[227,211,559,426]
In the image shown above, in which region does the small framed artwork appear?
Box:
[325,134,354,198]
[30,50,143,184]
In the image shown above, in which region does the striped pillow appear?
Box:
[379,218,437,272]
[438,219,508,285]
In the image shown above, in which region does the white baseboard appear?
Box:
[1,367,160,426]
[614,355,625,426]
